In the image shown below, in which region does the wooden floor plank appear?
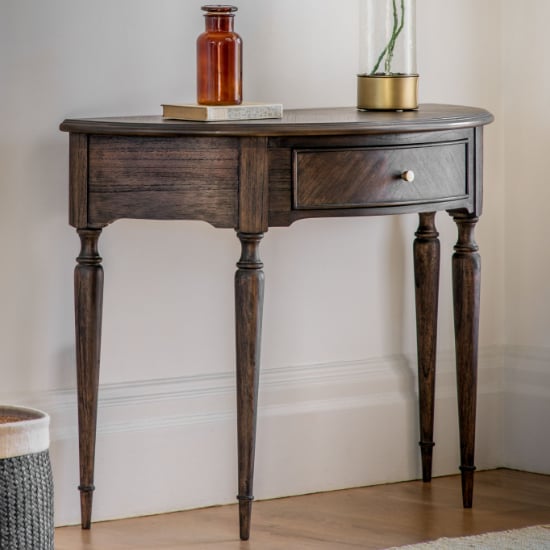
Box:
[55,469,550,550]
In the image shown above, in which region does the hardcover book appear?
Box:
[162,102,283,122]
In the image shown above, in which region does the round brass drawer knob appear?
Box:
[401,170,415,183]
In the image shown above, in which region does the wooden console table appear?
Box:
[60,105,493,540]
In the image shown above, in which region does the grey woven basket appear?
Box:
[0,406,54,550]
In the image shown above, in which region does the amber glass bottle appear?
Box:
[197,5,242,106]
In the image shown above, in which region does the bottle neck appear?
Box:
[205,14,234,32]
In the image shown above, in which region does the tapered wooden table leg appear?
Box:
[414,212,440,482]
[74,228,104,529]
[235,232,264,541]
[451,214,480,508]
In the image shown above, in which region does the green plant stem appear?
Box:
[371,0,405,75]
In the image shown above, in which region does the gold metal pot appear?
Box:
[357,74,419,111]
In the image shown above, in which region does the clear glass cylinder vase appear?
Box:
[357,0,418,110]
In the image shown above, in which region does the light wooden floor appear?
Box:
[56,469,550,549]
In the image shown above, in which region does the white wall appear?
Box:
[0,0,545,528]
[499,0,550,471]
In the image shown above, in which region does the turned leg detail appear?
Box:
[414,212,440,483]
[74,228,104,529]
[451,214,480,508]
[235,232,264,541]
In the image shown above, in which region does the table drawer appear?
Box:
[293,141,467,210]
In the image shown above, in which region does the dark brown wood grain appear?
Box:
[293,142,467,210]
[235,139,269,538]
[267,129,477,227]
[238,137,269,233]
[451,213,481,508]
[87,135,239,228]
[414,213,440,483]
[60,105,493,540]
[235,232,264,541]
[74,229,104,529]
[59,104,493,137]
[473,127,484,216]
[69,134,89,228]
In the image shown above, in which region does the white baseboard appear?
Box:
[500,346,550,473]
[3,345,546,526]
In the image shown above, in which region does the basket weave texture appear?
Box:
[0,450,54,550]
